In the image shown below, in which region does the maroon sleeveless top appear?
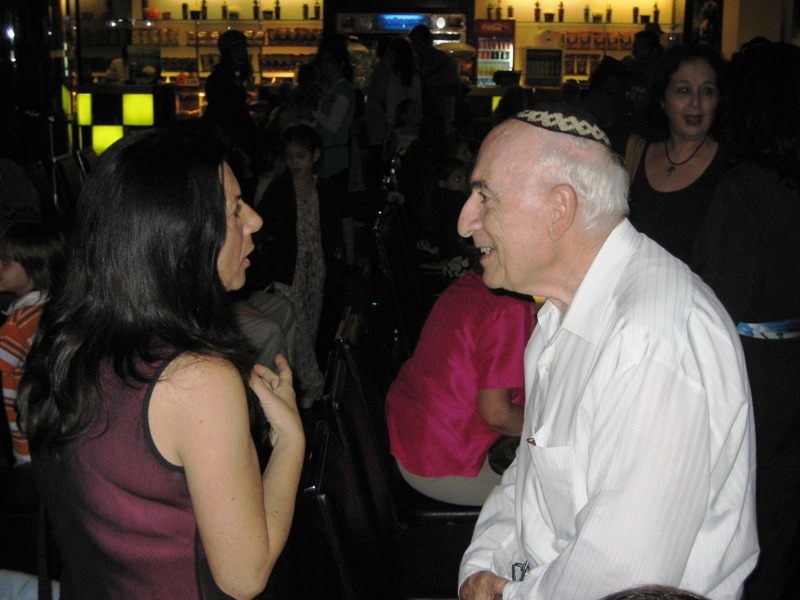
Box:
[34,353,230,599]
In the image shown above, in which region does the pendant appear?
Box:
[667,165,676,176]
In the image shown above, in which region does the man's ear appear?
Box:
[546,184,578,240]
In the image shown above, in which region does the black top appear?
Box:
[246,172,347,290]
[628,141,728,266]
[694,161,800,325]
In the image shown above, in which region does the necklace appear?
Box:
[665,136,708,176]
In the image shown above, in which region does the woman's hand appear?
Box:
[250,355,303,449]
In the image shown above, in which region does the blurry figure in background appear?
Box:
[234,291,297,374]
[204,29,264,204]
[0,160,42,233]
[386,261,535,506]
[365,36,394,195]
[311,33,355,193]
[491,84,535,127]
[421,158,472,273]
[693,41,800,600]
[578,56,631,136]
[250,125,354,407]
[384,37,423,140]
[560,78,582,106]
[1,223,64,467]
[625,44,728,266]
[409,24,461,138]
[268,63,320,136]
[622,30,665,117]
[696,1,722,48]
[104,46,130,83]
[433,131,474,169]
[382,98,431,236]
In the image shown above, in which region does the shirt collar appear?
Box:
[5,290,47,314]
[547,219,639,345]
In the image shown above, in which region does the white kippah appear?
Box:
[513,105,611,147]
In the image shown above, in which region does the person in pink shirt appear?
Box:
[385,265,536,506]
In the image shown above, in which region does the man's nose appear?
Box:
[457,191,481,239]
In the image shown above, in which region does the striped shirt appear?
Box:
[1,299,45,464]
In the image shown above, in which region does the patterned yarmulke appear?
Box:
[512,104,611,147]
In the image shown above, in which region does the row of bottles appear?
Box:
[487,2,660,24]
[486,2,514,20]
[177,0,320,21]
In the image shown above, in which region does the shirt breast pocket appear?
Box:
[525,442,587,541]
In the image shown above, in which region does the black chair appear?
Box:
[21,161,59,225]
[53,153,84,225]
[75,146,98,179]
[302,420,393,600]
[318,307,479,599]
[371,203,431,358]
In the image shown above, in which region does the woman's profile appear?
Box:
[20,127,305,599]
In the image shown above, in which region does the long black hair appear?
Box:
[21,127,258,458]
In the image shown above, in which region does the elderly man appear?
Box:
[456,106,758,600]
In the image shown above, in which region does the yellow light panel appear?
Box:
[123,94,154,126]
[492,96,502,112]
[77,93,92,125]
[61,86,72,115]
[91,126,124,154]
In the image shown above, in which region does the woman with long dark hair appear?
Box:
[20,127,305,599]
[624,43,728,265]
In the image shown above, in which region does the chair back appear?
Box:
[329,306,482,527]
[52,153,84,224]
[371,203,425,358]
[21,161,59,225]
[302,420,391,600]
[75,147,98,178]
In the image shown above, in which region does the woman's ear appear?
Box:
[313,148,321,162]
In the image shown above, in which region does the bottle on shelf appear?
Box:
[508,5,514,18]
[314,0,320,19]
[633,6,639,23]
[182,2,188,19]
[606,3,612,23]
[201,0,207,19]
[653,1,660,23]
[487,3,493,20]
[253,0,259,20]
[303,3,308,19]
[584,5,590,23]
[496,1,502,20]
[558,1,564,23]
[534,2,540,23]
[274,0,280,20]
[222,0,228,19]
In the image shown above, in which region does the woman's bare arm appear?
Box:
[149,354,304,599]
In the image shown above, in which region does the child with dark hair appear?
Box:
[251,124,353,406]
[1,222,65,465]
[425,158,471,263]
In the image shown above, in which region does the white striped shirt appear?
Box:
[459,219,759,599]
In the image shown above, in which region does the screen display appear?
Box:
[374,14,428,31]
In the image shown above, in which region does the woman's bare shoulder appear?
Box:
[156,352,246,408]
